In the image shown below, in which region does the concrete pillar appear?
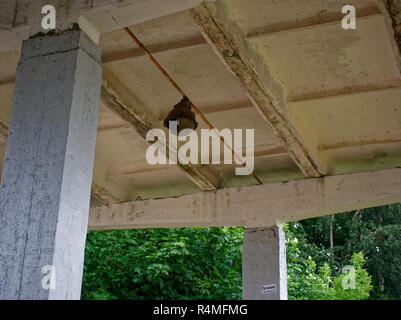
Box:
[242,226,288,300]
[0,31,102,300]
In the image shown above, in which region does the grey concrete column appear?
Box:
[0,31,102,300]
[242,226,288,300]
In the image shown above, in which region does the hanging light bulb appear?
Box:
[163,97,198,135]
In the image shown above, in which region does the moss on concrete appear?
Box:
[386,0,401,51]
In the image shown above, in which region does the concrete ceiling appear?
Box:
[0,0,400,206]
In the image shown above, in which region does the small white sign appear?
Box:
[260,284,277,294]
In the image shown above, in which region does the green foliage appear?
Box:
[331,252,372,300]
[300,204,401,299]
[82,204,400,300]
[285,223,372,300]
[286,222,330,300]
[82,227,243,300]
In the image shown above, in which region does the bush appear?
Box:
[82,227,243,300]
[286,223,372,300]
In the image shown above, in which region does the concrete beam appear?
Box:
[288,80,401,103]
[89,168,401,230]
[102,35,207,64]
[80,0,214,43]
[91,183,121,207]
[245,11,381,39]
[0,0,213,52]
[105,145,288,179]
[0,119,8,141]
[101,82,220,191]
[0,31,102,300]
[383,0,401,64]
[189,4,322,178]
[242,226,287,300]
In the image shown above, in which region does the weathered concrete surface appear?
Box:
[0,0,213,50]
[190,0,401,177]
[89,168,401,230]
[1,0,401,203]
[386,0,401,52]
[0,31,102,300]
[101,83,220,191]
[189,4,323,178]
[242,226,287,300]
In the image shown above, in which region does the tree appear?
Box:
[83,203,401,300]
[285,223,373,300]
[82,227,243,300]
[331,252,372,300]
[299,203,401,299]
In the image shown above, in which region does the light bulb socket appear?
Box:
[163,97,198,132]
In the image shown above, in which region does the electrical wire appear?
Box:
[124,27,263,185]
